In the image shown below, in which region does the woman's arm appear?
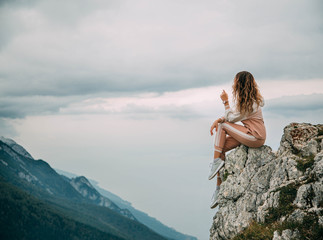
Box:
[220,90,245,123]
[225,102,262,123]
[210,117,224,136]
[225,109,245,123]
[220,90,230,110]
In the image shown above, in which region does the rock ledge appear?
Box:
[210,123,323,240]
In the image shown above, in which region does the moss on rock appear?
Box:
[296,154,315,172]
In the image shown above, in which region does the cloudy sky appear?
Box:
[1,0,323,239]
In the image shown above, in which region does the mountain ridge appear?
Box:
[0,136,197,240]
[56,169,198,240]
[0,137,169,240]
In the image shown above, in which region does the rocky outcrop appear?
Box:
[210,123,323,240]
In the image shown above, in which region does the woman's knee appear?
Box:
[253,139,265,148]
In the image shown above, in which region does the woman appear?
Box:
[209,71,266,209]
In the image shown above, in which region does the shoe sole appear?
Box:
[210,201,218,209]
[208,161,225,180]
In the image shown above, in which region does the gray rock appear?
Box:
[210,123,323,240]
[319,216,323,226]
[256,190,280,222]
[283,123,318,150]
[302,139,319,157]
[222,145,248,175]
[272,229,300,240]
[312,180,323,208]
[313,152,323,178]
[293,184,314,209]
[287,209,305,223]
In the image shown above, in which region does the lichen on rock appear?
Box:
[210,123,323,240]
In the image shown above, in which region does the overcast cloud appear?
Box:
[1,0,323,100]
[1,1,323,239]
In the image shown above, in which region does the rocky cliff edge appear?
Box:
[210,122,323,240]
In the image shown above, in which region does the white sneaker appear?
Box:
[208,158,224,180]
[210,188,219,209]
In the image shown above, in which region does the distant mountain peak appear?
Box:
[70,175,137,221]
[73,176,94,188]
[70,176,102,201]
[0,136,33,159]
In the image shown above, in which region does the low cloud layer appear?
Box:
[0,95,83,118]
[264,94,323,116]
[1,80,322,120]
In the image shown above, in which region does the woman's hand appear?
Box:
[220,90,228,102]
[210,120,219,136]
